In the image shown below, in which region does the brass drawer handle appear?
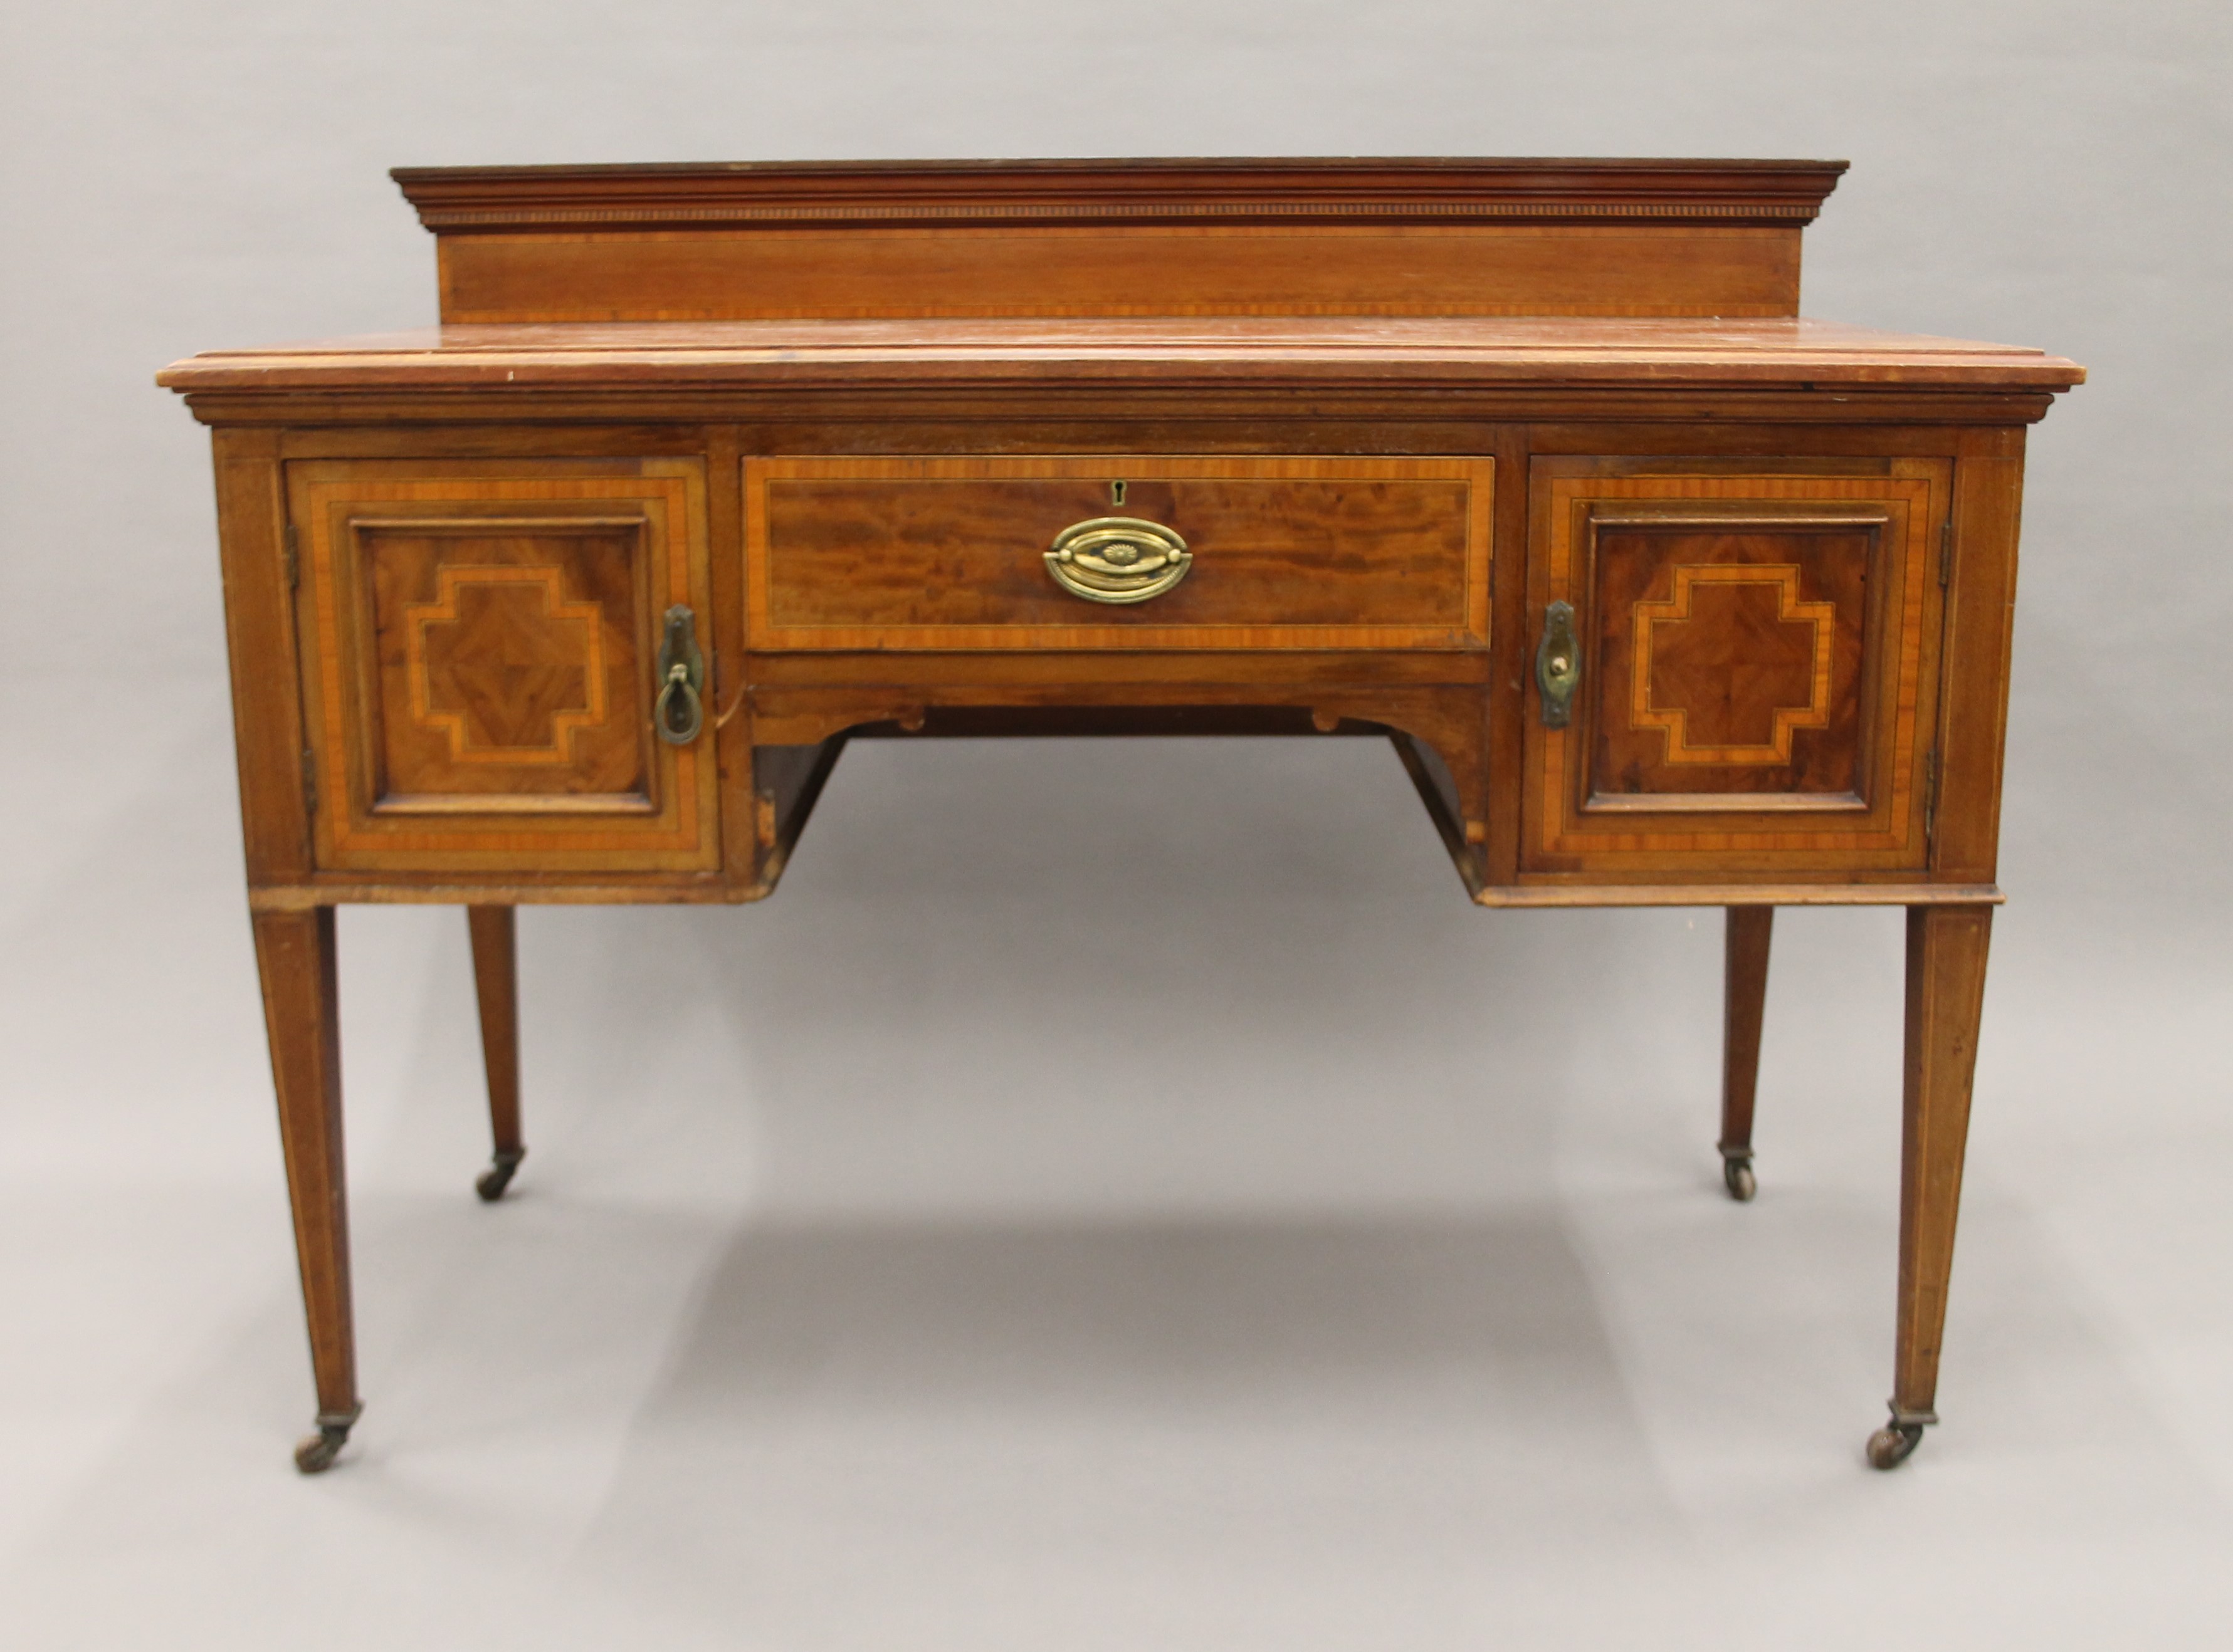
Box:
[1537,599,1581,728]
[1046,517,1192,605]
[653,604,706,745]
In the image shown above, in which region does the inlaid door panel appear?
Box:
[1523,459,1950,875]
[288,460,717,872]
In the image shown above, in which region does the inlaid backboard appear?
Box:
[394,159,1845,323]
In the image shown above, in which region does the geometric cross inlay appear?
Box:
[403,565,608,765]
[1630,563,1836,765]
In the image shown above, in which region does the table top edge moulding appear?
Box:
[160,157,2079,1478]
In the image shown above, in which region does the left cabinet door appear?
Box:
[287,459,718,874]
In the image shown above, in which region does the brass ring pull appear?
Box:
[1046,517,1192,605]
[653,604,706,745]
[654,664,702,745]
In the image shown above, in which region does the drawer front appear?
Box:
[288,459,718,873]
[1521,458,1950,875]
[747,456,1493,650]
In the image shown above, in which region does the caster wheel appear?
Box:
[294,1432,344,1474]
[293,1408,360,1475]
[475,1149,525,1202]
[1723,1156,1757,1202]
[1866,1422,1925,1470]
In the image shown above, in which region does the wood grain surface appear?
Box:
[1894,903,1994,1422]
[164,157,2079,1470]
[393,157,1845,323]
[1595,522,1869,796]
[250,909,357,1425]
[392,156,1849,229]
[749,456,1492,651]
[159,316,2085,396]
[287,461,719,873]
[466,907,522,1169]
[1720,906,1774,1159]
[1523,461,1948,873]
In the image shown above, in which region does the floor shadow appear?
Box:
[641,1210,1628,1415]
[565,1208,1680,1648]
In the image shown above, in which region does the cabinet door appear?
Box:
[288,459,717,873]
[1522,459,1950,876]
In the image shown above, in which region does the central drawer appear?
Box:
[745,456,1493,651]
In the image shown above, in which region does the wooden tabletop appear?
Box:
[159,316,2084,394]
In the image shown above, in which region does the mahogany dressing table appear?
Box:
[157,159,2083,1474]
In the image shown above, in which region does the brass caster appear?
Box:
[1720,1148,1757,1202]
[475,1148,526,1203]
[1866,1406,1935,1470]
[293,1406,360,1475]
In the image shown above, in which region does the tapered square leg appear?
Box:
[1869,901,1994,1470]
[250,907,360,1473]
[467,906,525,1201]
[1719,906,1773,1201]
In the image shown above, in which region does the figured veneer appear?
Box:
[1524,463,1947,872]
[1594,522,1869,800]
[747,456,1493,652]
[156,158,2080,1475]
[288,461,718,872]
[1629,562,1838,766]
[396,158,1846,324]
[405,563,609,765]
[160,315,2083,399]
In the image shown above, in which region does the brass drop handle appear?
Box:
[653,604,706,745]
[1536,599,1581,728]
[1046,516,1192,605]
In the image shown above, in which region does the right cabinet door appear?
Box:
[1523,458,1950,877]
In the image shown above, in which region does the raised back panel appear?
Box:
[394,158,1844,322]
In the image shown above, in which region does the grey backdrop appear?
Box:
[3,3,2229,1648]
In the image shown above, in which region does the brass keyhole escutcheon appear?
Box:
[1046,516,1192,605]
[1110,479,1127,506]
[1536,599,1582,728]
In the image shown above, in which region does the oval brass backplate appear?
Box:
[1045,516,1192,605]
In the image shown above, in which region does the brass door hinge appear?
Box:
[283,523,301,591]
[1923,748,1941,842]
[1939,520,1953,588]
[301,748,319,819]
